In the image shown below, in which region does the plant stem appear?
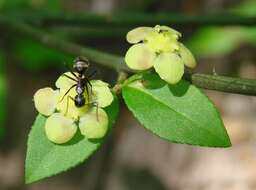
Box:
[12,12,256,27]
[189,74,256,96]
[112,71,128,94]
[0,15,256,96]
[0,15,129,72]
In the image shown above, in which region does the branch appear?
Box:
[187,74,256,96]
[15,12,256,27]
[0,15,129,72]
[50,26,127,38]
[0,15,256,96]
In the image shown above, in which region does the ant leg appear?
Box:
[88,70,97,79]
[63,74,77,82]
[85,78,93,95]
[70,70,79,79]
[84,83,90,101]
[84,101,99,121]
[59,84,76,103]
[88,81,93,99]
[82,61,90,74]
[64,62,79,79]
[65,95,75,116]
[93,102,99,121]
[85,79,93,102]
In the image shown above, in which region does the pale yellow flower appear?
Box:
[33,72,113,144]
[125,25,196,84]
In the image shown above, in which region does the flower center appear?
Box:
[145,31,179,53]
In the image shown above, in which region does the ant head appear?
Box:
[73,57,89,73]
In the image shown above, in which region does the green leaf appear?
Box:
[25,97,119,184]
[122,73,231,147]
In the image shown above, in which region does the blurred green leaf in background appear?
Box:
[15,39,73,71]
[188,0,256,58]
[0,52,7,140]
[0,0,62,13]
[231,0,256,16]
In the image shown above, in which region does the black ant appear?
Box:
[59,57,98,116]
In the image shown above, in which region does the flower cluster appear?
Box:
[125,25,196,84]
[33,72,113,144]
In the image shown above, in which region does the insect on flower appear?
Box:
[60,57,98,115]
[33,57,114,144]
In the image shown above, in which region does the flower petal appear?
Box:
[90,80,113,108]
[45,113,77,144]
[153,53,184,84]
[79,108,108,139]
[125,43,156,70]
[154,25,181,38]
[56,88,89,120]
[34,87,59,116]
[126,27,154,44]
[179,43,197,68]
[55,72,77,89]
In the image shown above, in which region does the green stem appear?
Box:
[0,15,130,72]
[50,26,127,38]
[0,15,256,96]
[12,12,256,27]
[112,72,128,94]
[189,74,256,96]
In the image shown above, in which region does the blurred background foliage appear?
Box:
[188,0,256,57]
[0,0,256,190]
[0,52,6,140]
[0,0,62,13]
[14,39,73,71]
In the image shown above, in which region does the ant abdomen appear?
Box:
[74,95,85,107]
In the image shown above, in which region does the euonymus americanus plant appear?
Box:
[26,25,231,184]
